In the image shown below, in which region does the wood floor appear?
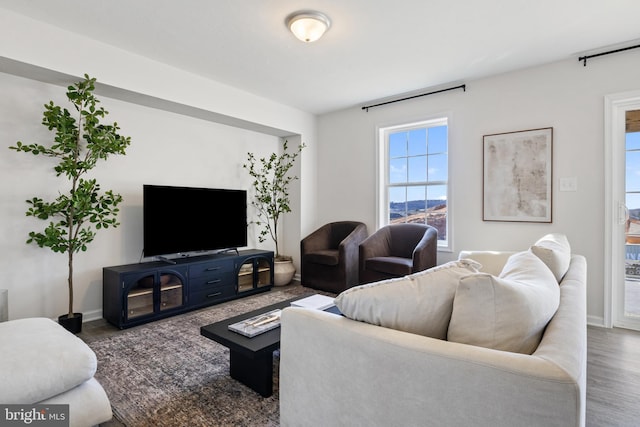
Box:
[586,325,640,426]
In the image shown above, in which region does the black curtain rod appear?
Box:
[579,44,640,66]
[362,84,466,112]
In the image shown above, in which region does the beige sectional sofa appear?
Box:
[280,236,586,427]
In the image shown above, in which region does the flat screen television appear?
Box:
[143,184,247,257]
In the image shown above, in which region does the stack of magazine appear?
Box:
[290,294,335,310]
[228,309,282,338]
[228,295,336,338]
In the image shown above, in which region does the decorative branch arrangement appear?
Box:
[9,75,131,327]
[243,140,305,259]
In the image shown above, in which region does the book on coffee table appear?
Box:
[290,294,335,310]
[228,309,282,338]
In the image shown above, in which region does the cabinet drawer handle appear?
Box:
[207,279,221,285]
[206,267,221,271]
[207,292,222,298]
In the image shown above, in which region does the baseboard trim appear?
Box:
[587,315,606,328]
[81,308,103,323]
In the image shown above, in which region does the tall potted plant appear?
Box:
[243,140,305,286]
[9,74,131,333]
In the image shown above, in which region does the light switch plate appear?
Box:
[559,177,578,192]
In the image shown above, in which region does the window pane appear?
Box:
[627,151,640,192]
[427,185,447,240]
[627,194,640,240]
[627,132,640,151]
[428,126,447,154]
[428,153,447,182]
[408,155,427,182]
[408,128,427,156]
[389,186,407,223]
[427,184,447,202]
[389,158,407,183]
[627,193,640,217]
[406,186,426,224]
[389,132,407,158]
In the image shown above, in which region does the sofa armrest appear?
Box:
[41,377,112,427]
[280,307,582,427]
[457,250,517,276]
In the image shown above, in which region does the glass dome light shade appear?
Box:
[287,11,331,43]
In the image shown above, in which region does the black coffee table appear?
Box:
[200,295,339,397]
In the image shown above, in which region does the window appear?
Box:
[626,130,640,238]
[378,118,449,249]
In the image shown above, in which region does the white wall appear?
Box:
[0,9,318,321]
[3,7,637,326]
[0,72,290,321]
[317,53,640,326]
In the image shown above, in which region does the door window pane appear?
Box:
[626,151,640,192]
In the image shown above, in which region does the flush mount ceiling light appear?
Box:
[286,10,331,43]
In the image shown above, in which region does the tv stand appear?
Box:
[103,249,274,329]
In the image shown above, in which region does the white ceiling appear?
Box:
[1,0,639,115]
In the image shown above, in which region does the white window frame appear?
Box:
[377,116,451,251]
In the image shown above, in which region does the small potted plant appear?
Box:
[9,74,131,333]
[243,140,305,285]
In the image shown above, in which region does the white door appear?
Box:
[605,91,640,330]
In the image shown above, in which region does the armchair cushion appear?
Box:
[335,259,481,339]
[305,249,339,266]
[448,250,560,354]
[364,256,413,276]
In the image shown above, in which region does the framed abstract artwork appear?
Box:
[483,127,553,222]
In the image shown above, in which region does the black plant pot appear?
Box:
[58,313,83,334]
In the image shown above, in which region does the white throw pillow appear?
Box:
[335,260,481,339]
[530,233,571,282]
[447,250,560,354]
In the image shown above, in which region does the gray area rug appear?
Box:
[87,286,312,427]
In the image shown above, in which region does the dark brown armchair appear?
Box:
[300,221,368,293]
[359,223,437,284]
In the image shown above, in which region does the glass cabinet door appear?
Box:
[126,274,155,319]
[237,257,273,292]
[125,272,185,321]
[238,261,254,293]
[159,273,184,311]
[256,258,272,288]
